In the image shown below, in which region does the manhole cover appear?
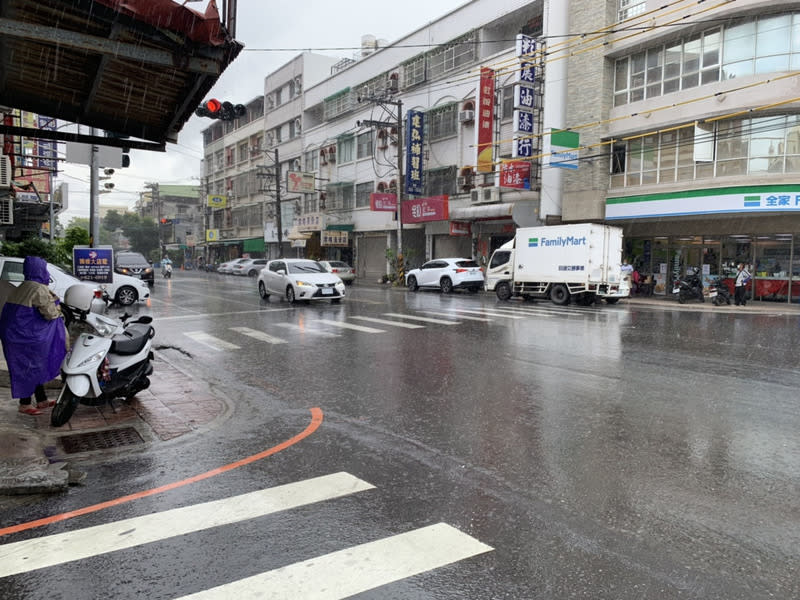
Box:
[59,427,144,454]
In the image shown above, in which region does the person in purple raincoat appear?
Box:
[0,256,67,415]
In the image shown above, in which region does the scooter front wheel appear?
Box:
[51,385,79,427]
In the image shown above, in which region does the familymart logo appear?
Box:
[528,237,538,247]
[529,235,587,248]
[744,195,761,208]
[743,194,800,208]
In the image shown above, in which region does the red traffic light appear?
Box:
[205,98,221,113]
[160,218,167,224]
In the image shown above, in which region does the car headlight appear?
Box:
[294,280,314,287]
[143,268,153,274]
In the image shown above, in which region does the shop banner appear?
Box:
[208,194,227,209]
[206,229,219,242]
[294,212,323,231]
[450,221,471,236]
[500,161,531,189]
[476,68,495,173]
[405,110,424,196]
[322,230,349,247]
[286,171,315,194]
[402,195,449,224]
[73,247,113,284]
[370,192,397,211]
[544,128,579,170]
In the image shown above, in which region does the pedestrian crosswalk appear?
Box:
[0,472,492,598]
[176,304,621,351]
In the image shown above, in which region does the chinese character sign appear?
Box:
[73,247,114,284]
[401,196,449,224]
[405,110,425,196]
[370,193,398,211]
[286,171,315,194]
[516,34,536,59]
[500,161,531,189]
[477,68,495,173]
[321,230,349,247]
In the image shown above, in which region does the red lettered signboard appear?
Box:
[500,161,531,189]
[402,195,449,224]
[477,68,495,173]
[369,193,398,211]
[450,221,471,236]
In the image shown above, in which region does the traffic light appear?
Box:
[195,98,246,121]
[160,218,173,225]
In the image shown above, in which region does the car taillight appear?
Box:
[454,268,467,273]
[332,268,339,273]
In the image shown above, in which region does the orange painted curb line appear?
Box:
[0,407,324,538]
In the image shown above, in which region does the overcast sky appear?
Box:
[57,0,468,224]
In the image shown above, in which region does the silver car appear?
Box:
[257,259,345,304]
[319,260,355,284]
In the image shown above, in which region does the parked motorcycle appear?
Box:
[51,284,155,427]
[708,276,732,306]
[672,266,705,304]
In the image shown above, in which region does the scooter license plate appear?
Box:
[672,287,680,294]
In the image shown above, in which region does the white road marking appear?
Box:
[314,319,385,333]
[382,313,460,325]
[273,323,340,338]
[157,308,294,322]
[417,310,494,323]
[229,327,288,344]
[175,523,493,600]
[444,308,526,319]
[184,331,241,351]
[350,316,425,329]
[0,473,375,578]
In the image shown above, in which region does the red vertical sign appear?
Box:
[477,68,495,173]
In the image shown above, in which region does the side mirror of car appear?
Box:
[277,269,287,275]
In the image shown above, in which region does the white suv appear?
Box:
[405,258,484,294]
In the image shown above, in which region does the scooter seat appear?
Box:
[111,323,154,355]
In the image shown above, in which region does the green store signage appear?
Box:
[606,185,800,220]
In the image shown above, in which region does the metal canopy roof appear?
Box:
[0,0,243,150]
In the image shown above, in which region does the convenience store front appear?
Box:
[606,185,800,303]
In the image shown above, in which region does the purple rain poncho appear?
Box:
[0,256,67,399]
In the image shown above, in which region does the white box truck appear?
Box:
[485,223,630,305]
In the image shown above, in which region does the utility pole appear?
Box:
[89,127,99,246]
[275,147,282,255]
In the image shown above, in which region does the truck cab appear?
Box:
[484,240,514,293]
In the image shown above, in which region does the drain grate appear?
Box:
[59,427,144,454]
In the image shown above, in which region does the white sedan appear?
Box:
[257,259,345,304]
[99,272,151,306]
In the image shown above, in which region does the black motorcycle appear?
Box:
[708,276,731,306]
[673,266,705,304]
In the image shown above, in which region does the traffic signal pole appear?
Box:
[89,127,100,245]
[275,147,282,255]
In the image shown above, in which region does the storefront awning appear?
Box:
[243,238,265,253]
[449,203,514,220]
[326,224,354,231]
[286,227,313,241]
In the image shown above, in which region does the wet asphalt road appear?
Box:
[1,270,799,599]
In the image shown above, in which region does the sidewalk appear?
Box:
[0,356,229,494]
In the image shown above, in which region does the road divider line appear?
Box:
[350,316,425,329]
[230,327,288,344]
[314,319,385,333]
[444,308,525,319]
[382,313,460,325]
[0,472,373,578]
[184,331,241,351]
[175,523,493,600]
[0,408,324,537]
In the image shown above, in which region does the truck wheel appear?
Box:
[550,284,570,306]
[605,297,619,304]
[496,281,512,301]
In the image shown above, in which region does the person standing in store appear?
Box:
[734,262,751,307]
[0,256,67,415]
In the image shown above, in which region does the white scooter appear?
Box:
[51,285,155,427]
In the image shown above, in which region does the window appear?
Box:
[618,0,646,21]
[275,88,283,106]
[501,86,514,120]
[303,195,317,214]
[428,104,458,140]
[324,88,353,120]
[326,183,354,211]
[238,142,249,163]
[428,32,477,79]
[337,135,355,163]
[304,149,319,172]
[357,132,373,159]
[356,181,373,208]
[424,166,457,196]
[403,55,426,87]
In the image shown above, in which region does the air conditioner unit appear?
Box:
[470,186,501,204]
[387,72,399,93]
[459,110,475,123]
[0,155,11,188]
